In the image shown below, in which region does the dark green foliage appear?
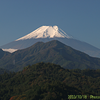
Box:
[1,40,100,72]
[0,62,100,100]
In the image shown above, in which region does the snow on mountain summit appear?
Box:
[16,26,72,41]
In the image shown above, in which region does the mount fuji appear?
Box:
[1,25,100,58]
[16,26,72,40]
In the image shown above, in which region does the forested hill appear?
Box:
[0,62,100,100]
[1,40,100,72]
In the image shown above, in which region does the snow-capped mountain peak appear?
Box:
[15,25,72,41]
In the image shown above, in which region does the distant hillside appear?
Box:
[0,49,10,59]
[0,62,100,100]
[0,40,100,72]
[0,68,10,74]
[0,49,11,74]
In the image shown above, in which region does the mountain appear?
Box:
[0,49,10,59]
[1,25,100,58]
[0,62,100,100]
[16,25,72,40]
[0,40,100,72]
[0,68,10,74]
[1,25,72,51]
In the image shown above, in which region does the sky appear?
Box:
[0,0,100,49]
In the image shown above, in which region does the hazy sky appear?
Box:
[0,0,100,49]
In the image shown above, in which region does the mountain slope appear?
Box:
[15,26,71,41]
[0,40,100,72]
[0,49,10,59]
[1,25,100,58]
[0,68,10,74]
[0,62,100,100]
